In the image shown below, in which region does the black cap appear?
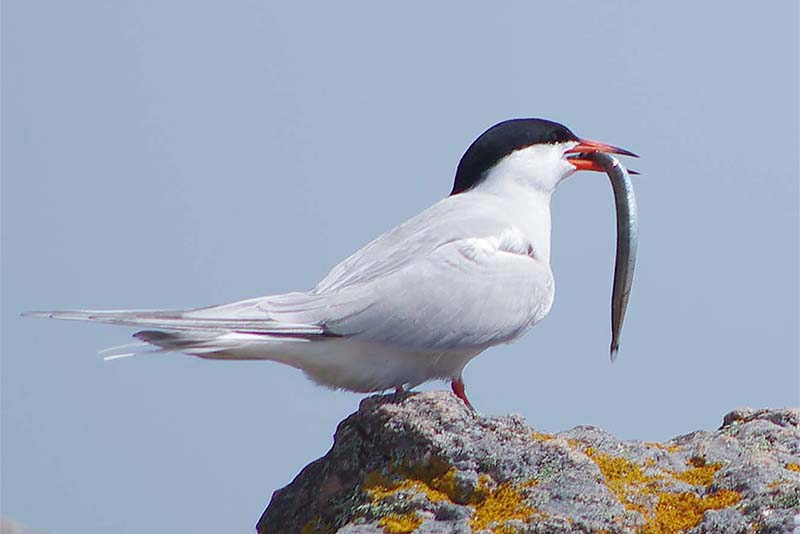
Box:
[451,118,578,195]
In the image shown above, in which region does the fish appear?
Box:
[589,152,638,360]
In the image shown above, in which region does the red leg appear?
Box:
[395,385,404,395]
[451,377,474,410]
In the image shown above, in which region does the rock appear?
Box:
[256,392,800,533]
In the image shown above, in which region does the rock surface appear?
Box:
[257,392,800,533]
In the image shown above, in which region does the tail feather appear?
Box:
[99,341,156,360]
[132,330,309,360]
[132,330,238,354]
[94,331,287,360]
[24,301,330,362]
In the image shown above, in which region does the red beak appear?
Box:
[566,138,640,174]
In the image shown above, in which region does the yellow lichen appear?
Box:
[378,512,423,534]
[531,431,554,441]
[585,448,741,533]
[364,470,451,503]
[642,490,741,534]
[646,442,682,453]
[364,461,542,533]
[673,459,723,486]
[405,460,466,502]
[469,478,539,531]
[786,463,800,472]
[365,460,482,506]
[585,446,658,513]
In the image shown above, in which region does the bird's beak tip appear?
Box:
[568,138,638,158]
[565,138,639,173]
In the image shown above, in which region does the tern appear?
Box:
[27,118,637,408]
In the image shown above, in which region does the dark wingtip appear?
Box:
[610,344,619,362]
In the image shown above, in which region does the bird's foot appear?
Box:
[394,385,404,395]
[451,378,474,410]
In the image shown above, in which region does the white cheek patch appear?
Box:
[482,142,577,193]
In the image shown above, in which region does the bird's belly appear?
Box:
[225,337,482,392]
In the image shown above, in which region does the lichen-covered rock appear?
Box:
[256,393,800,534]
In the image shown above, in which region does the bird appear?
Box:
[26,118,637,409]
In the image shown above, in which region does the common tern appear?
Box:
[27,118,638,408]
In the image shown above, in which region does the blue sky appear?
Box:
[3,2,798,533]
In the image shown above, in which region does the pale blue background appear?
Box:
[2,2,798,533]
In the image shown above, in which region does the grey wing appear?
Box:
[249,226,554,351]
[104,198,506,332]
[25,306,325,334]
[34,195,553,354]
[314,232,555,351]
[252,195,557,351]
[313,194,507,293]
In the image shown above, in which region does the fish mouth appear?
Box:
[566,139,639,174]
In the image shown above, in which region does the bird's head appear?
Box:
[451,118,637,195]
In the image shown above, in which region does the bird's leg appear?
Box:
[451,377,474,410]
[394,385,404,395]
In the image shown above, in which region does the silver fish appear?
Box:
[589,152,638,360]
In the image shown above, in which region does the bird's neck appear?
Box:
[474,179,554,263]
[467,146,574,263]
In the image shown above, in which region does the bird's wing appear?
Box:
[313,194,508,293]
[23,199,492,335]
[24,307,324,335]
[29,195,553,353]
[311,229,555,350]
[253,195,556,351]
